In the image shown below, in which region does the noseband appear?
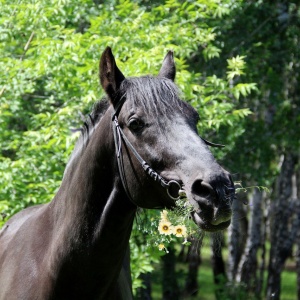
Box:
[111,98,224,207]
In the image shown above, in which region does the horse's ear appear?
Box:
[99,47,125,104]
[158,50,176,81]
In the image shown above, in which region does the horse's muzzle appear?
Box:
[189,179,234,232]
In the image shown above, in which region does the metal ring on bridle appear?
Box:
[167,180,183,200]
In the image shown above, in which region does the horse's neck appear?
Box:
[48,114,136,293]
[55,113,135,225]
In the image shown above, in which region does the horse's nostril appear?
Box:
[191,180,215,199]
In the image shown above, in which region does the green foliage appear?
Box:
[215,1,300,186]
[235,182,270,194]
[214,275,251,300]
[130,236,163,293]
[226,55,246,80]
[0,0,254,221]
[0,0,257,293]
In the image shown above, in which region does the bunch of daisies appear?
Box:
[155,199,198,251]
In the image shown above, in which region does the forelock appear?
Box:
[119,76,184,120]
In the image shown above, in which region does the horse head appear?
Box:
[100,47,235,232]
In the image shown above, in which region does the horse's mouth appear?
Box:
[192,211,231,232]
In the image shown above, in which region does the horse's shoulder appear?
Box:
[3,204,44,228]
[0,204,46,246]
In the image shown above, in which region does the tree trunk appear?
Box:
[162,243,179,300]
[211,233,227,300]
[237,188,263,292]
[227,192,248,281]
[297,239,300,300]
[266,153,298,300]
[256,194,268,299]
[295,163,300,300]
[136,272,152,300]
[184,237,202,297]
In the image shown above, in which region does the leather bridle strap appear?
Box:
[201,137,225,148]
[114,117,169,187]
[111,97,224,206]
[112,115,183,205]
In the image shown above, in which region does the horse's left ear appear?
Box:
[99,47,125,104]
[158,50,176,81]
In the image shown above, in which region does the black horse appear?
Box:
[0,48,235,299]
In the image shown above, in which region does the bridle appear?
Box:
[111,97,224,207]
[112,98,186,206]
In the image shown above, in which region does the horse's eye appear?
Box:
[128,119,144,132]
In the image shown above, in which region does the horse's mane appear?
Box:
[66,99,109,168]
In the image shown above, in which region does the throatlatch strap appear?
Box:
[112,116,135,204]
[111,97,126,121]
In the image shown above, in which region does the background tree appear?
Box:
[210,1,300,299]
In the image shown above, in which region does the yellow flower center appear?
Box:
[158,244,165,250]
[177,228,182,233]
[163,225,169,231]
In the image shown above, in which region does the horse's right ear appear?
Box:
[158,50,176,81]
[99,47,125,104]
